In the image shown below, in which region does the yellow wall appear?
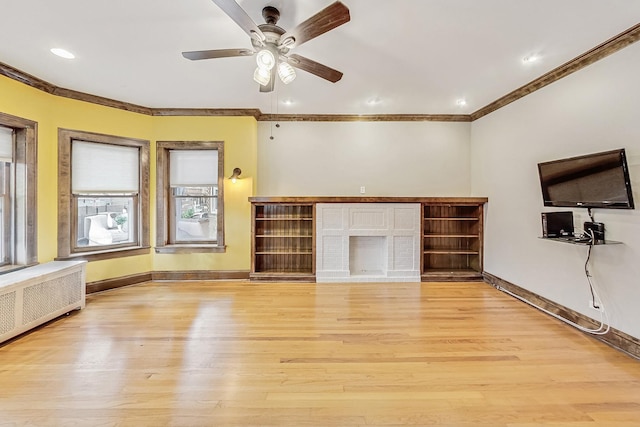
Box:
[0,75,257,282]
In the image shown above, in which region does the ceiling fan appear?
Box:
[182,0,350,92]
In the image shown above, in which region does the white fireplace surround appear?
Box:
[316,203,421,282]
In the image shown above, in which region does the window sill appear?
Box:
[155,244,227,254]
[0,263,36,276]
[56,246,151,262]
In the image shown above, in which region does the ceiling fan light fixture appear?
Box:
[278,62,296,84]
[256,49,275,70]
[280,37,296,48]
[253,67,271,86]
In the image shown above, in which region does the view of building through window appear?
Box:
[76,196,135,247]
[0,161,9,265]
[172,186,217,242]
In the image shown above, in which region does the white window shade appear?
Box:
[170,150,218,186]
[0,126,13,162]
[72,140,139,193]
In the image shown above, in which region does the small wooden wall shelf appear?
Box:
[249,197,487,282]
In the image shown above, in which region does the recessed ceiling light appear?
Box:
[367,97,382,106]
[522,54,539,64]
[282,98,294,106]
[50,48,75,59]
[456,98,467,107]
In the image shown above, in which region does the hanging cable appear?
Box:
[497,283,610,335]
[584,231,599,309]
[495,229,609,335]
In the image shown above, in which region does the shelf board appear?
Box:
[252,270,314,274]
[421,269,483,281]
[250,271,315,282]
[255,218,313,221]
[424,217,479,221]
[424,234,478,238]
[255,235,313,238]
[423,250,479,255]
[255,251,313,255]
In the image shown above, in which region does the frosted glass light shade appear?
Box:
[256,49,275,70]
[278,62,296,84]
[253,67,271,85]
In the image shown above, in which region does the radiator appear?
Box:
[0,260,86,344]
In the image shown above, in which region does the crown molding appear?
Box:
[471,22,640,121]
[256,114,472,122]
[152,108,262,117]
[2,22,640,122]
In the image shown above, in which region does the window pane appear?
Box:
[77,196,136,247]
[172,186,217,242]
[0,162,10,265]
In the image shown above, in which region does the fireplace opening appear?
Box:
[349,236,387,276]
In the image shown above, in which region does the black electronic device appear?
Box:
[584,221,605,242]
[541,211,574,238]
[538,148,635,209]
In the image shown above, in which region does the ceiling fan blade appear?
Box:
[286,54,343,83]
[182,48,254,60]
[259,67,276,93]
[211,0,265,42]
[280,1,350,48]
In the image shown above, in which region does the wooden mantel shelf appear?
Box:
[249,196,488,204]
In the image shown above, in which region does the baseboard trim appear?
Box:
[86,270,250,294]
[152,270,250,281]
[483,272,640,360]
[86,272,153,294]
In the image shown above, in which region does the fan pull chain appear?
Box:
[269,83,280,140]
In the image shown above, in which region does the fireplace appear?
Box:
[316,203,421,282]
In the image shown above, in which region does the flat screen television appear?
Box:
[538,148,635,209]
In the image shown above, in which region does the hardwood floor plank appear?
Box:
[1,281,639,426]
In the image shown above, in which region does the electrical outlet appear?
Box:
[589,300,604,312]
[360,186,365,194]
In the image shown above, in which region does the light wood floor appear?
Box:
[1,281,640,426]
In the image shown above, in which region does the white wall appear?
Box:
[257,121,471,196]
[471,42,640,338]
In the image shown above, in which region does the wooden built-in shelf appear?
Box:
[421,202,485,281]
[251,202,315,281]
[249,197,487,282]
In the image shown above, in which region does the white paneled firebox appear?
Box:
[315,203,421,282]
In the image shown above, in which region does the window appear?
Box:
[0,113,38,271]
[58,129,150,260]
[156,141,225,253]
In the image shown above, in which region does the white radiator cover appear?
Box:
[0,261,86,344]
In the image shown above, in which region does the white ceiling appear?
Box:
[1,0,639,115]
